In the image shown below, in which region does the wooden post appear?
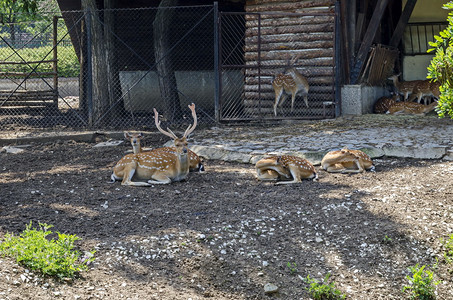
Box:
[390,0,418,48]
[350,0,390,84]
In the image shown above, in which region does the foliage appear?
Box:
[0,222,95,280]
[383,235,393,244]
[441,234,453,263]
[304,273,346,300]
[427,1,453,119]
[286,262,298,274]
[0,45,79,77]
[402,264,440,300]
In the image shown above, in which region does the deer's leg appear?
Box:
[278,93,288,108]
[256,168,280,181]
[276,167,302,184]
[120,165,151,186]
[303,95,309,108]
[274,88,283,116]
[147,173,172,184]
[290,93,296,112]
[324,163,348,173]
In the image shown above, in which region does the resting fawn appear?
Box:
[321,148,374,173]
[255,155,317,184]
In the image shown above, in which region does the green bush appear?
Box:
[402,264,440,300]
[304,273,346,300]
[0,222,95,280]
[427,1,453,119]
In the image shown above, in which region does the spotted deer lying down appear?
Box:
[124,131,204,172]
[255,155,318,184]
[321,148,374,173]
[386,101,438,116]
[111,103,198,186]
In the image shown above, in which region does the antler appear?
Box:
[153,108,178,139]
[183,103,197,138]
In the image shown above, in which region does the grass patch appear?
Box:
[0,222,95,280]
[402,264,440,300]
[304,273,346,300]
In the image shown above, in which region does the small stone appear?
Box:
[264,283,279,294]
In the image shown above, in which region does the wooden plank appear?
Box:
[245,32,333,44]
[246,23,334,36]
[246,0,335,12]
[389,0,418,47]
[244,40,334,52]
[350,0,390,84]
[245,15,334,26]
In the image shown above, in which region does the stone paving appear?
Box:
[1,114,452,164]
[187,114,453,164]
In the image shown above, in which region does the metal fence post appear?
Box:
[214,2,220,123]
[85,8,93,126]
[335,1,342,117]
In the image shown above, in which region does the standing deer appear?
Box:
[124,131,204,172]
[407,80,440,105]
[388,74,421,101]
[321,148,374,173]
[110,103,198,186]
[272,55,309,116]
[386,100,438,115]
[255,155,318,184]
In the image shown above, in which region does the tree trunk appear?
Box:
[153,0,181,122]
[82,0,110,126]
[104,0,122,120]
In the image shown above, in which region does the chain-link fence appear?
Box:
[219,11,337,121]
[0,5,338,131]
[1,5,217,131]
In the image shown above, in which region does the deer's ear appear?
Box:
[124,132,131,139]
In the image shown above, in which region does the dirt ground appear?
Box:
[0,136,452,300]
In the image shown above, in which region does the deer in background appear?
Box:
[321,148,374,173]
[386,100,438,115]
[272,55,309,116]
[255,155,318,184]
[407,80,440,105]
[388,74,421,101]
[111,103,198,186]
[374,94,399,114]
[124,132,144,154]
[124,131,204,172]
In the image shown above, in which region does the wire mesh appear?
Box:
[219,11,337,121]
[0,6,338,132]
[0,6,217,131]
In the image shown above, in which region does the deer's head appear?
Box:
[153,103,197,157]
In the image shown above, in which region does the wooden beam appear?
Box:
[389,0,418,47]
[350,0,390,84]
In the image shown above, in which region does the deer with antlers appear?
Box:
[111,103,198,186]
[255,155,318,184]
[321,148,374,173]
[272,54,309,116]
[123,131,204,172]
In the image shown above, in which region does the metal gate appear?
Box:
[218,11,338,121]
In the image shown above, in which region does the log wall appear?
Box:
[240,0,336,118]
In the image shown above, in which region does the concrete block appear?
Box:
[341,85,388,115]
